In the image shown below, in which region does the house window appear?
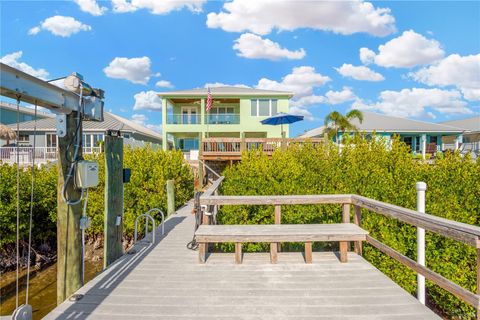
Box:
[430,136,438,144]
[123,133,131,138]
[93,134,103,146]
[18,134,29,143]
[209,107,236,124]
[250,99,278,117]
[178,138,199,151]
[46,134,57,153]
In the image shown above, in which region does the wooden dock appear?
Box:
[46,200,439,320]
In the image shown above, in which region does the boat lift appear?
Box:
[1,62,105,320]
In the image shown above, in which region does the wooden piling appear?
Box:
[104,134,124,268]
[57,112,83,304]
[167,179,175,215]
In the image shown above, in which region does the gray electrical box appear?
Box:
[75,160,99,188]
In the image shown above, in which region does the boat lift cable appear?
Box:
[25,101,38,305]
[15,96,20,309]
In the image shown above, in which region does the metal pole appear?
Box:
[416,181,427,304]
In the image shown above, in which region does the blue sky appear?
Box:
[1,0,479,136]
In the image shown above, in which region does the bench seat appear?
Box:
[195,223,368,264]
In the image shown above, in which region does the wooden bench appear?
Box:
[195,223,368,264]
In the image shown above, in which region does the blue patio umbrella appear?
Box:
[260,112,304,136]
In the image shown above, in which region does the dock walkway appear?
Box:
[46,200,439,320]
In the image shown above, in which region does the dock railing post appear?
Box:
[416,181,427,305]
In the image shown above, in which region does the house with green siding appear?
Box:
[158,87,293,152]
[300,111,466,156]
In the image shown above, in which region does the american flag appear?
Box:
[206,87,213,112]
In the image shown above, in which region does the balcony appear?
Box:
[167,114,201,125]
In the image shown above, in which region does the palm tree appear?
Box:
[323,109,364,143]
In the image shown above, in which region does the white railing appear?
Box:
[0,146,101,165]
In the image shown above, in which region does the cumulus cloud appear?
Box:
[352,88,472,118]
[289,106,314,121]
[29,16,91,37]
[326,87,357,104]
[132,113,147,125]
[133,91,162,110]
[289,95,325,107]
[233,33,306,60]
[74,0,107,16]
[204,82,250,88]
[256,66,330,98]
[104,56,158,84]
[335,64,384,81]
[155,80,174,88]
[411,54,480,101]
[0,51,49,80]
[111,0,205,14]
[359,30,444,68]
[207,0,396,37]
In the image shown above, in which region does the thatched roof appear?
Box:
[0,124,16,140]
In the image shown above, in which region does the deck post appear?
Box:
[275,205,281,251]
[416,182,427,305]
[57,111,83,304]
[340,203,350,262]
[198,133,204,190]
[305,242,313,263]
[167,179,175,215]
[104,133,124,268]
[270,242,278,263]
[477,246,480,320]
[235,242,242,264]
[240,132,246,154]
[353,205,363,255]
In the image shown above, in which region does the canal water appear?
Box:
[0,259,103,319]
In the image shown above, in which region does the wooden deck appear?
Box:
[46,200,439,320]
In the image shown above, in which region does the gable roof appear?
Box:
[8,112,162,141]
[157,86,293,98]
[300,111,466,137]
[440,116,480,132]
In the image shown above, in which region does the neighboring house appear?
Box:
[300,111,465,155]
[440,116,480,146]
[1,100,53,145]
[1,112,163,165]
[158,86,293,151]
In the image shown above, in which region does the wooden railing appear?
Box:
[201,137,324,160]
[199,177,480,317]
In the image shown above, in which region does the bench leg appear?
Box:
[199,243,206,263]
[339,241,348,263]
[235,242,242,264]
[270,243,278,264]
[354,241,363,256]
[305,242,312,264]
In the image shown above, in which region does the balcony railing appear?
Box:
[167,113,241,125]
[0,146,101,165]
[167,114,201,125]
[201,137,324,160]
[206,114,240,125]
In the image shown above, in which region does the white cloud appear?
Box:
[132,113,147,125]
[233,33,306,60]
[353,88,472,118]
[289,106,314,121]
[104,56,157,84]
[256,66,330,98]
[289,95,325,107]
[359,30,444,68]
[326,87,357,104]
[336,63,384,81]
[204,82,250,88]
[74,0,107,16]
[0,51,49,80]
[207,0,396,37]
[111,0,205,14]
[29,16,91,37]
[133,91,162,110]
[155,80,174,88]
[411,54,480,101]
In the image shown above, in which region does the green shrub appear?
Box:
[219,135,480,318]
[0,146,194,250]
